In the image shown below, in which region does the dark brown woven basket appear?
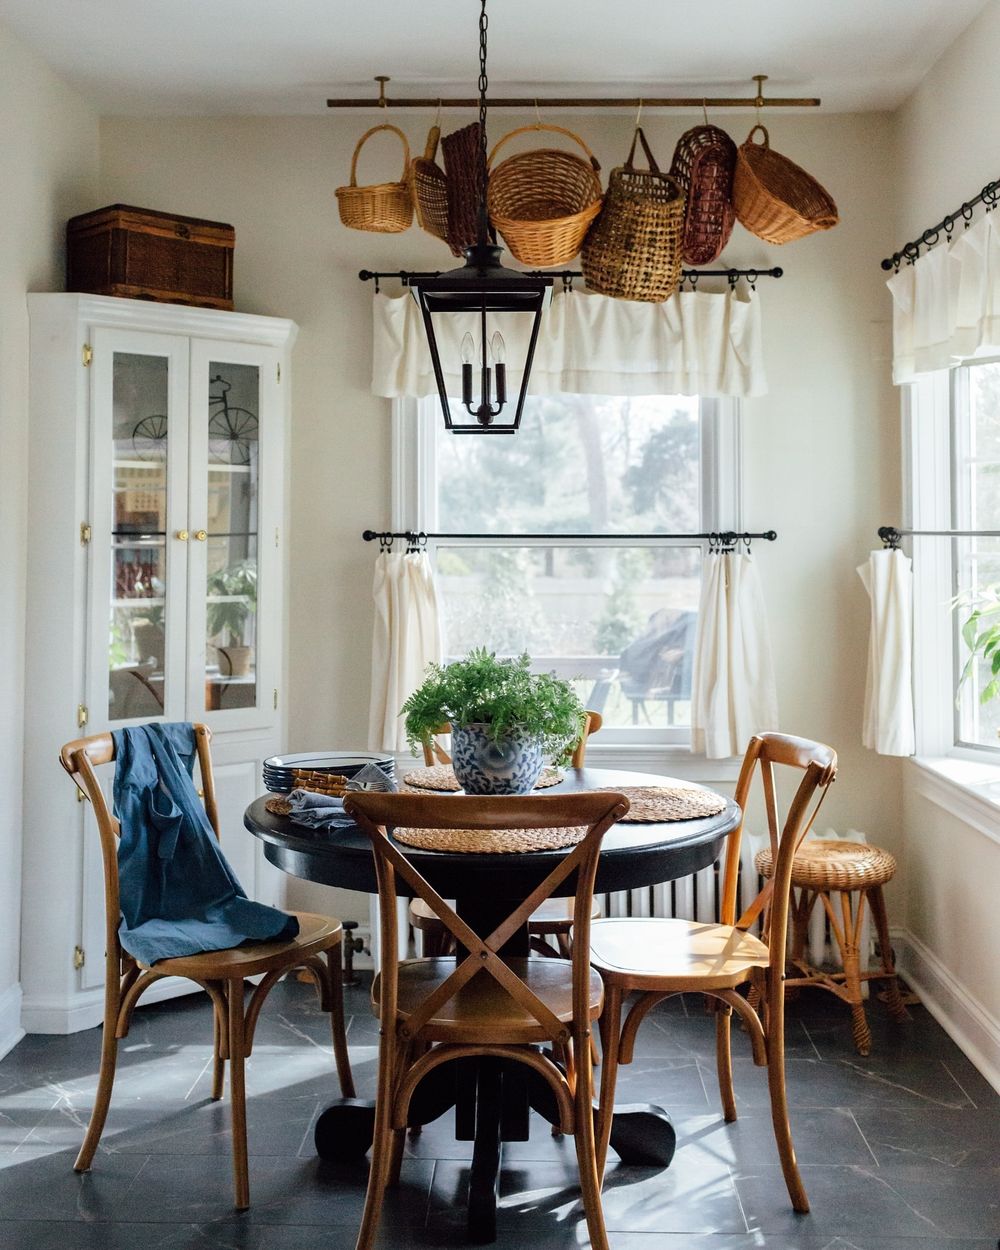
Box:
[732,125,838,245]
[409,125,459,252]
[441,122,484,255]
[486,123,602,266]
[669,124,737,265]
[581,127,685,303]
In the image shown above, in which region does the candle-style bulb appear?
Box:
[461,332,475,365]
[490,331,506,364]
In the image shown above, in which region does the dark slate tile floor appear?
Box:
[0,977,997,1249]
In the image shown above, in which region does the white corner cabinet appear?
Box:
[21,294,297,1033]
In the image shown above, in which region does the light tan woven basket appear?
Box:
[487,123,603,266]
[581,127,685,302]
[408,125,455,250]
[336,123,413,234]
[732,125,838,245]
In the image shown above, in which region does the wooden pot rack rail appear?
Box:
[328,74,820,112]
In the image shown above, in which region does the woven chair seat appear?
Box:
[755,839,896,891]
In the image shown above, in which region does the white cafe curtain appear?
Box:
[368,551,442,754]
[888,211,1000,384]
[372,286,767,400]
[857,549,915,756]
[690,551,779,759]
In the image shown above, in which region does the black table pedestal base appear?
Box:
[608,1103,676,1167]
[313,1098,377,1162]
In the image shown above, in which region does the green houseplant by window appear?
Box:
[401,648,585,794]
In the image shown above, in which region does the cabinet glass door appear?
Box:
[188,340,280,726]
[90,329,190,726]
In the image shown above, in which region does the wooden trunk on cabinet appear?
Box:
[22,294,295,1033]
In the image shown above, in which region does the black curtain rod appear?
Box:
[364,528,777,544]
[359,267,782,286]
[879,525,1000,547]
[880,175,1000,271]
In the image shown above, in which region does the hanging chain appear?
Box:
[476,0,490,244]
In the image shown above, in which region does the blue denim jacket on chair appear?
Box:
[112,722,298,965]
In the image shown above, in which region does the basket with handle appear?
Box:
[442,122,484,256]
[732,125,838,245]
[336,123,413,233]
[581,127,685,302]
[669,124,737,265]
[408,124,457,251]
[486,123,603,266]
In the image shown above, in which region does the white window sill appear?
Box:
[393,744,741,785]
[908,755,1000,847]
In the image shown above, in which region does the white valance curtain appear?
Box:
[372,287,767,399]
[887,212,1000,384]
[690,551,779,759]
[857,549,915,756]
[368,551,442,754]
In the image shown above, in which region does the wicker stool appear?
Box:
[754,840,908,1055]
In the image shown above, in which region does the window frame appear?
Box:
[392,393,743,757]
[908,360,1000,760]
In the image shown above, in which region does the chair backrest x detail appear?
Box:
[344,790,628,1043]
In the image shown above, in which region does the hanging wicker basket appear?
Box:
[442,122,484,256]
[336,123,413,234]
[732,125,838,245]
[581,127,685,302]
[486,123,603,267]
[669,124,737,265]
[408,125,458,252]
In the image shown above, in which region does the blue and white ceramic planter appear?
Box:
[450,723,545,795]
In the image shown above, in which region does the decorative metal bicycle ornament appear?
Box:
[208,375,258,465]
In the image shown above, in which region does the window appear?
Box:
[908,360,1000,757]
[395,393,741,747]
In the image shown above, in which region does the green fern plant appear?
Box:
[401,648,585,764]
[957,584,1000,703]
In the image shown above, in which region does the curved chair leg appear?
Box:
[764,981,809,1214]
[867,886,909,1022]
[573,1022,610,1250]
[227,979,250,1211]
[595,983,623,1177]
[715,1006,737,1123]
[74,990,120,1171]
[355,1032,398,1250]
[211,988,227,1102]
[387,1126,406,1187]
[325,944,356,1099]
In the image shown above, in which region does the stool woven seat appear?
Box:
[755,839,896,891]
[755,837,908,1055]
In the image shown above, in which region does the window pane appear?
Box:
[436,394,700,534]
[956,362,1000,747]
[436,544,701,731]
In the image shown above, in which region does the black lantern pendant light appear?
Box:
[411,0,552,434]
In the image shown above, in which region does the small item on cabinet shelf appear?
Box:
[486,123,603,267]
[732,126,838,245]
[66,204,235,310]
[581,127,685,302]
[336,124,413,233]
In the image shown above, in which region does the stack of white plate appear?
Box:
[262,752,395,794]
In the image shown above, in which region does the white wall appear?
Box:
[892,0,1000,1087]
[98,109,904,928]
[0,23,99,1055]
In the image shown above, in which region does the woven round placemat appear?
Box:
[611,785,728,823]
[401,764,564,792]
[392,824,587,854]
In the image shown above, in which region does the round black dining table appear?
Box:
[245,767,740,1242]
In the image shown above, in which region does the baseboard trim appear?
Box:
[0,983,25,1059]
[892,926,1000,1095]
[21,977,200,1035]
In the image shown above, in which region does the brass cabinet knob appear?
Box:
[176,529,189,541]
[194,530,208,542]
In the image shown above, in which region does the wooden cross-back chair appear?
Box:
[59,724,355,1210]
[343,788,629,1250]
[412,710,605,958]
[590,732,838,1214]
